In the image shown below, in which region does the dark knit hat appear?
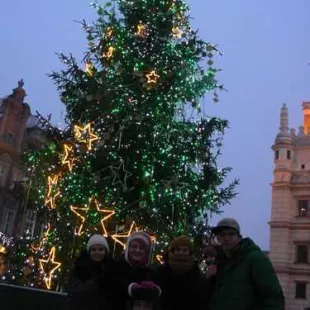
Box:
[211,218,241,234]
[168,236,193,252]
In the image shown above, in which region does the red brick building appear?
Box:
[0,81,41,243]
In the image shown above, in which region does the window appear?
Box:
[301,164,305,170]
[275,150,279,160]
[0,162,9,186]
[287,150,291,159]
[296,245,309,264]
[24,210,36,238]
[1,209,16,235]
[298,200,310,217]
[295,282,307,299]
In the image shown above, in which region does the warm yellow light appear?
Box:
[39,247,61,290]
[111,222,138,249]
[85,60,94,76]
[146,70,160,84]
[70,197,115,236]
[136,24,147,37]
[45,175,60,209]
[73,123,99,151]
[156,255,164,265]
[31,223,51,252]
[61,144,75,172]
[102,47,115,59]
[105,27,113,38]
[172,27,183,38]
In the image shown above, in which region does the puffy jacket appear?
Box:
[209,238,285,310]
[66,251,112,310]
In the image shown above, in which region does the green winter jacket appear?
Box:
[209,238,285,310]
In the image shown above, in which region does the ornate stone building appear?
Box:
[269,103,310,310]
[0,81,44,244]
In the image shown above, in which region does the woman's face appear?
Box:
[89,244,106,262]
[129,240,147,262]
[173,245,190,257]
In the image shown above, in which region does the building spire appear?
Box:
[8,79,26,103]
[279,103,289,133]
[275,103,292,145]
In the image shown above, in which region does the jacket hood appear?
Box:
[237,238,261,257]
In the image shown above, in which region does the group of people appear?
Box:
[66,218,285,310]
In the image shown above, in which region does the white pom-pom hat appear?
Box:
[87,234,109,253]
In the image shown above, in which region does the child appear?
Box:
[129,281,161,310]
[67,234,111,310]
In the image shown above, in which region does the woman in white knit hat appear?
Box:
[67,234,112,310]
[109,231,160,310]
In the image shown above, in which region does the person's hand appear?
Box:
[205,264,217,278]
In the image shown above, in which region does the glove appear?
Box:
[140,281,162,296]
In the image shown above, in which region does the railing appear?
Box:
[0,283,66,309]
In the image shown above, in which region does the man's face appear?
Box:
[132,300,153,310]
[216,228,241,251]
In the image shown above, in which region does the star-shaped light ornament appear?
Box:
[172,27,183,38]
[162,174,189,192]
[111,222,138,250]
[102,46,115,60]
[110,161,133,190]
[70,197,115,236]
[73,123,99,151]
[45,175,61,209]
[146,70,160,84]
[61,143,75,172]
[31,223,51,252]
[105,27,113,38]
[85,60,94,76]
[39,247,61,290]
[136,24,148,38]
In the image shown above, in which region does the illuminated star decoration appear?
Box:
[73,123,99,151]
[85,59,94,76]
[112,222,156,250]
[70,197,115,236]
[110,161,133,190]
[156,255,164,265]
[61,143,75,172]
[105,27,113,38]
[45,175,60,209]
[31,223,51,252]
[111,221,138,249]
[39,247,61,290]
[102,46,115,60]
[172,27,183,38]
[146,70,160,84]
[136,24,147,37]
[162,174,189,192]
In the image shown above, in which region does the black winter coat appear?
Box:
[66,251,112,310]
[155,264,211,310]
[107,259,155,310]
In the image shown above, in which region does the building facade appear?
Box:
[0,81,43,245]
[269,103,310,310]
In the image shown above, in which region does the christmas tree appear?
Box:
[6,0,238,290]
